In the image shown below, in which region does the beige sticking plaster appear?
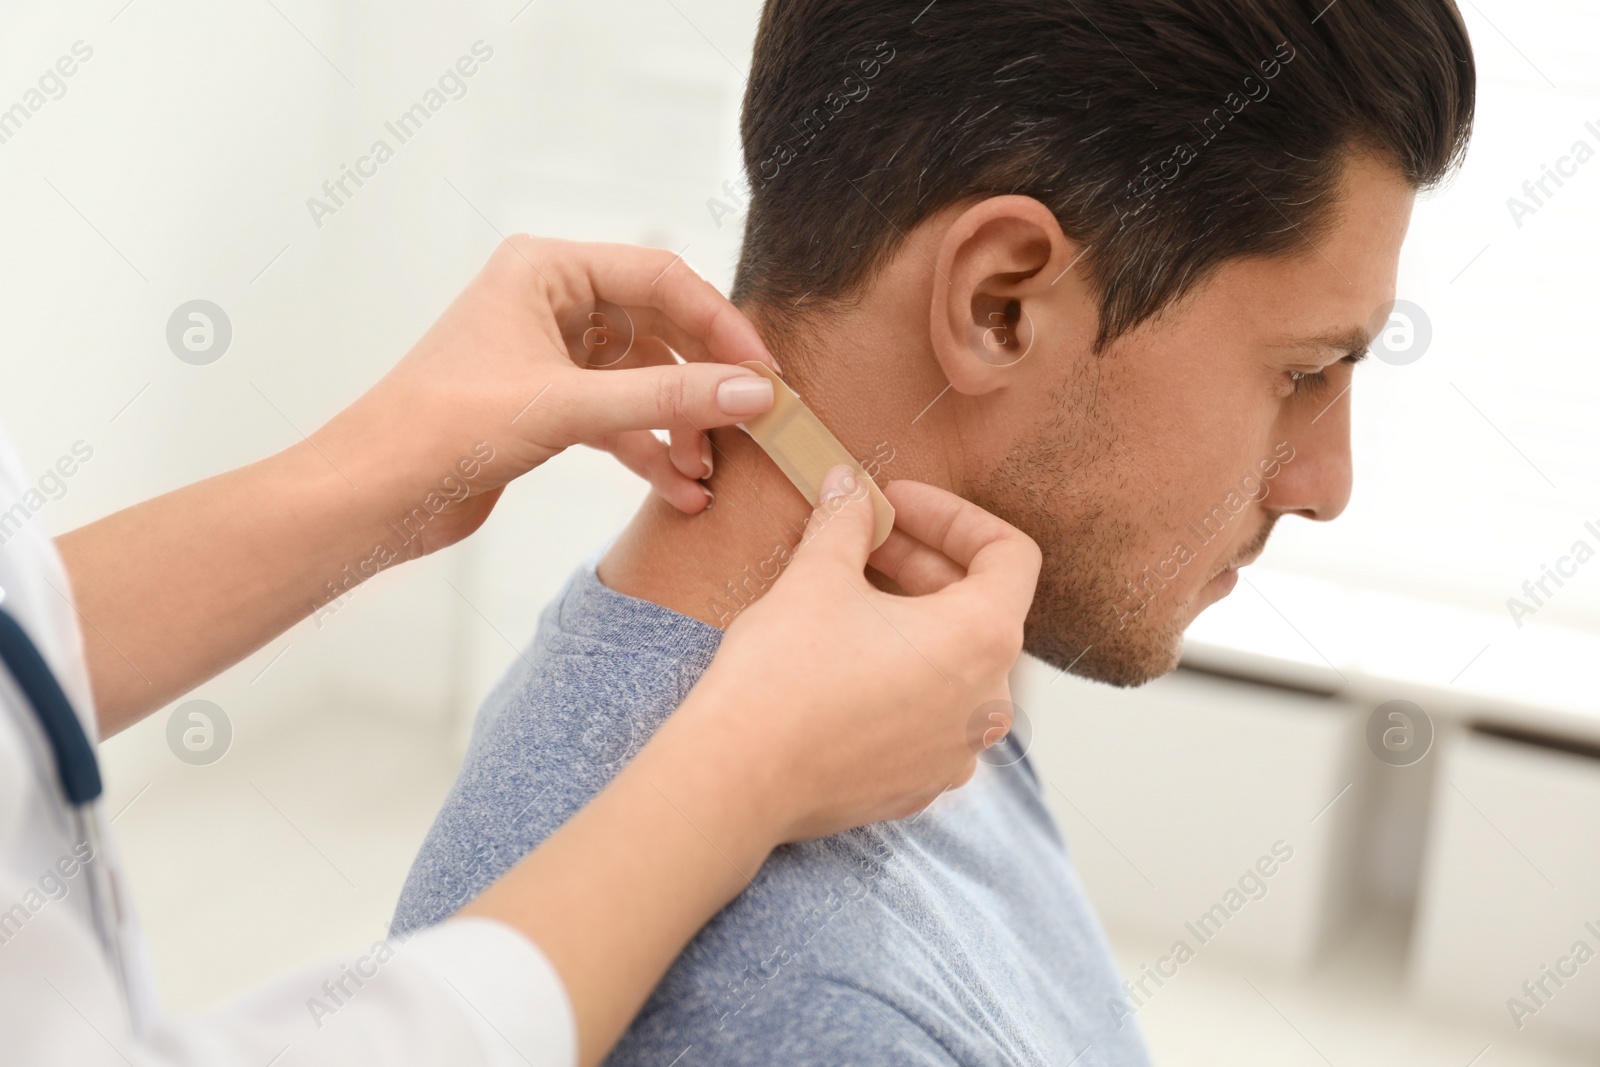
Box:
[735,361,896,549]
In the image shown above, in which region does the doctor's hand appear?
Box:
[466,468,1040,1065]
[666,468,1043,840]
[61,237,777,734]
[312,236,779,551]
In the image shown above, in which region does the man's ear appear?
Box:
[928,195,1091,395]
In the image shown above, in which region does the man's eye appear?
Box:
[1289,369,1328,394]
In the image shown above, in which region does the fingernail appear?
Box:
[700,435,714,479]
[702,484,714,509]
[818,465,857,504]
[717,376,774,416]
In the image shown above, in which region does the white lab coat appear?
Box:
[0,423,576,1067]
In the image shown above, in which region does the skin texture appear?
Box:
[602,149,1416,686]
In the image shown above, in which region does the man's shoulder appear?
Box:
[392,565,719,933]
[467,563,723,763]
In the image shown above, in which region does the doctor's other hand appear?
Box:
[312,236,778,552]
[656,467,1042,844]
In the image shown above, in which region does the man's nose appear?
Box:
[1264,396,1354,522]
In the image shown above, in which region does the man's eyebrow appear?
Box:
[1280,326,1373,360]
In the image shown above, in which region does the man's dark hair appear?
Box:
[731,0,1476,349]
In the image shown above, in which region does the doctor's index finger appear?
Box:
[548,239,778,372]
[882,480,1041,621]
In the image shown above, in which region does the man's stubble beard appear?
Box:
[964,388,1187,689]
[969,470,1186,688]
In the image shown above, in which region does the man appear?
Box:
[395,0,1476,1062]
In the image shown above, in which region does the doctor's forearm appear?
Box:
[56,438,432,735]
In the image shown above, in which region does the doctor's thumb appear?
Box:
[788,465,879,576]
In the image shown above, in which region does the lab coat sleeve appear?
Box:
[138,918,578,1067]
[2,886,577,1067]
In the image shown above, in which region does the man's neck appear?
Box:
[598,301,958,626]
[599,427,819,627]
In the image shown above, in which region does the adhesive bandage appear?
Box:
[735,361,896,549]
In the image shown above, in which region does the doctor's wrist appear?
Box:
[299,391,504,560]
